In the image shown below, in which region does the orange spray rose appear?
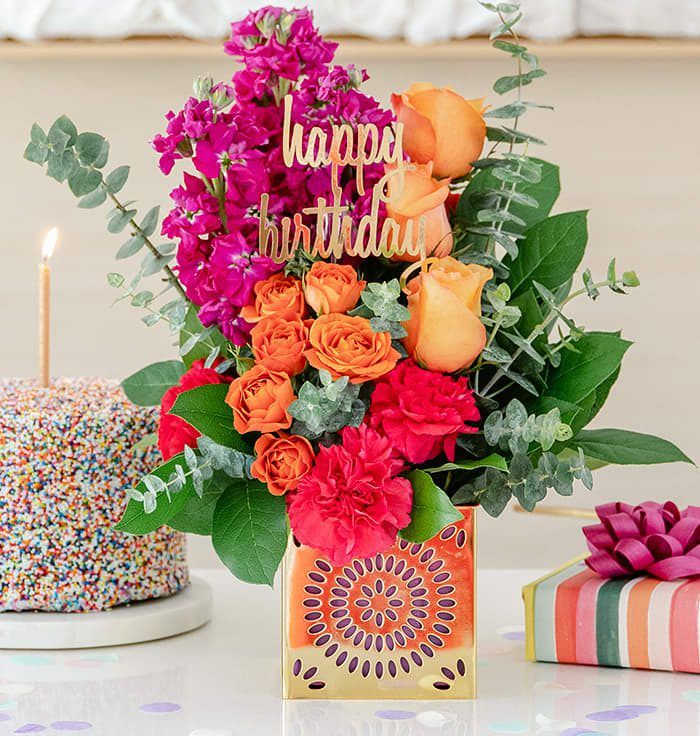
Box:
[303,261,366,315]
[403,257,493,373]
[250,433,315,496]
[391,83,486,179]
[225,364,296,434]
[305,314,400,384]
[251,313,310,376]
[240,273,305,324]
[386,162,453,262]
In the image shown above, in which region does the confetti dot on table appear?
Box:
[586,705,656,722]
[14,724,45,733]
[0,685,34,696]
[487,721,529,734]
[0,714,11,723]
[50,722,92,731]
[0,701,17,712]
[139,702,182,714]
[682,691,700,703]
[416,711,453,728]
[375,710,416,720]
[502,631,525,641]
[617,705,656,716]
[561,730,609,736]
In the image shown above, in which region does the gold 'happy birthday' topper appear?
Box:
[257,95,427,263]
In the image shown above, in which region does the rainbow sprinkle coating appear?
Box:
[0,377,188,612]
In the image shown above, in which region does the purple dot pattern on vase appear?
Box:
[290,516,472,693]
[139,702,181,714]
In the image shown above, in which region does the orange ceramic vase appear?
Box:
[283,508,476,699]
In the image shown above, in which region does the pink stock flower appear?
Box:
[368,360,481,464]
[287,425,412,565]
[152,6,396,342]
[584,501,700,580]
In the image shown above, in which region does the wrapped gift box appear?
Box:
[522,557,700,673]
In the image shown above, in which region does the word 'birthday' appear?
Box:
[258,95,427,263]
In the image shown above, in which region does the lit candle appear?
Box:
[39,227,58,388]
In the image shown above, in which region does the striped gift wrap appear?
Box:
[523,558,700,673]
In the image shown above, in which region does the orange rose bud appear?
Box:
[403,257,493,373]
[250,432,315,496]
[240,273,305,324]
[304,261,366,315]
[306,314,400,384]
[391,83,486,179]
[251,313,310,376]
[225,364,296,434]
[386,162,453,262]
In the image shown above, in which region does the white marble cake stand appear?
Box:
[0,576,212,649]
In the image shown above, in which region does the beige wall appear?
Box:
[2,42,699,569]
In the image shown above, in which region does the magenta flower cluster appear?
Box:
[152,6,394,344]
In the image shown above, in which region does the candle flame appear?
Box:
[42,227,58,261]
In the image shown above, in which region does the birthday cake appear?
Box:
[0,377,188,612]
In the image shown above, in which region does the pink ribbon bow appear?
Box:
[584,501,700,580]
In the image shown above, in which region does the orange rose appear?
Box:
[251,313,310,376]
[386,162,453,262]
[306,314,400,384]
[250,433,315,496]
[304,261,366,315]
[403,257,493,373]
[240,273,305,324]
[225,364,296,434]
[391,83,486,179]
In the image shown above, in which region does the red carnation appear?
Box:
[158,359,232,461]
[368,360,480,464]
[287,424,412,565]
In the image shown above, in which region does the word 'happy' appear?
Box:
[257,95,426,263]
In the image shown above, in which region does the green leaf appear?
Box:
[105,165,130,193]
[140,206,160,237]
[537,332,632,409]
[116,235,145,260]
[121,359,186,406]
[493,69,546,94]
[573,429,693,466]
[170,383,249,452]
[78,188,107,208]
[68,167,102,196]
[114,454,193,535]
[48,115,78,147]
[423,453,507,474]
[23,141,48,164]
[400,470,463,543]
[75,132,107,166]
[46,149,78,182]
[457,158,560,238]
[506,211,588,297]
[30,123,47,145]
[107,208,136,234]
[212,478,288,586]
[179,304,229,368]
[168,471,229,535]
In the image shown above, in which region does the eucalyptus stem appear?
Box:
[104,186,187,300]
[480,276,628,397]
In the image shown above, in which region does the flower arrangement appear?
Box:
[26,3,691,585]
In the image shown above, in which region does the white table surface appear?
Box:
[0,568,698,735]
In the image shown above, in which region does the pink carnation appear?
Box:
[368,360,480,464]
[287,425,412,565]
